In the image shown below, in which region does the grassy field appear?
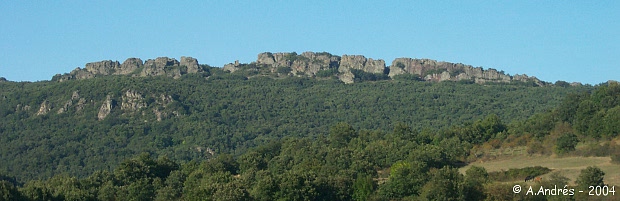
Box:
[460,155,620,186]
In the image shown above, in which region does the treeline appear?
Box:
[0,120,612,201]
[0,69,591,182]
[473,81,620,159]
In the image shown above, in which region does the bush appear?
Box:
[350,69,390,82]
[576,166,605,188]
[611,144,620,164]
[276,67,292,74]
[315,68,338,78]
[488,166,551,182]
[555,133,579,154]
[392,74,422,81]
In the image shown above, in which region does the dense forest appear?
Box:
[1,67,619,200]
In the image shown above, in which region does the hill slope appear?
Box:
[0,67,591,181]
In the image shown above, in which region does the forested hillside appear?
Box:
[0,67,592,183]
[0,79,618,200]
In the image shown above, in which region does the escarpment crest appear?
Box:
[52,52,545,85]
[54,56,203,81]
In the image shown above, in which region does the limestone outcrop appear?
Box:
[36,100,52,115]
[119,58,143,75]
[98,95,114,120]
[255,52,341,76]
[57,91,81,114]
[121,90,146,111]
[51,51,544,85]
[388,57,542,84]
[339,55,386,74]
[54,56,202,81]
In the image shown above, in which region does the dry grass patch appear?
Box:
[460,156,620,186]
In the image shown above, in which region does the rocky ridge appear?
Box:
[53,52,544,85]
[54,56,202,81]
[224,51,544,84]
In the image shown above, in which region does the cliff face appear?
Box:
[54,56,202,81]
[52,52,544,85]
[222,51,544,85]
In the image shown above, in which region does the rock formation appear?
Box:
[121,90,146,111]
[36,100,52,115]
[339,55,386,74]
[57,91,81,114]
[180,56,201,73]
[98,95,114,120]
[119,58,144,75]
[55,56,201,81]
[51,51,544,85]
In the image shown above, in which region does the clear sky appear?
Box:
[1,1,618,84]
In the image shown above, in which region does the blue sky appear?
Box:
[1,1,618,84]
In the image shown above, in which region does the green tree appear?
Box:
[352,174,375,201]
[329,122,357,148]
[555,133,579,154]
[420,167,463,201]
[463,166,488,201]
[576,166,605,189]
[0,180,23,201]
[379,161,427,198]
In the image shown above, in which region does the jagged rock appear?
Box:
[257,52,276,65]
[180,56,201,73]
[57,100,72,114]
[98,95,114,120]
[141,57,182,78]
[389,58,464,77]
[153,108,165,122]
[57,91,81,114]
[338,71,355,84]
[121,90,146,111]
[36,100,52,115]
[85,60,121,75]
[76,98,87,112]
[71,91,80,100]
[119,58,144,75]
[158,94,174,105]
[255,52,341,76]
[340,55,386,74]
[144,57,180,69]
[570,82,582,86]
[16,104,31,112]
[425,71,452,82]
[222,63,239,73]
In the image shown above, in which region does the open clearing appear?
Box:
[460,155,620,186]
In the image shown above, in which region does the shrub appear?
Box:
[488,166,551,182]
[315,68,338,78]
[576,166,605,188]
[555,133,579,154]
[611,144,620,164]
[276,67,291,74]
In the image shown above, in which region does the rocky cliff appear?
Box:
[53,52,544,85]
[54,56,202,81]
[222,51,544,85]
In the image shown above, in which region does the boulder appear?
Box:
[180,56,201,73]
[121,90,146,111]
[340,55,386,74]
[141,57,181,77]
[84,60,121,75]
[98,95,114,120]
[119,58,144,75]
[36,100,52,115]
[257,52,276,65]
